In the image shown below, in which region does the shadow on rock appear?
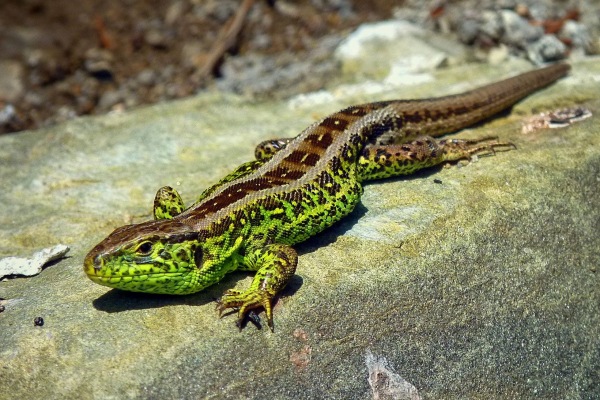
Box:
[91,289,213,313]
[91,273,304,314]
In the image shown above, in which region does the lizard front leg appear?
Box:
[216,243,298,331]
[254,138,293,161]
[153,186,186,220]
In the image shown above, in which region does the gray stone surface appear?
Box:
[1,22,599,399]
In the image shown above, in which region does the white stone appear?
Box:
[335,20,426,60]
[0,245,70,279]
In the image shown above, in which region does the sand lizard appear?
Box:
[84,63,570,331]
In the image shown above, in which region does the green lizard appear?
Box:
[84,63,570,331]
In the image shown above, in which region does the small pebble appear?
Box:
[0,244,70,280]
[145,29,168,48]
[559,20,592,51]
[84,48,114,80]
[137,69,156,86]
[0,104,17,125]
[527,34,568,64]
[0,60,25,102]
[97,90,123,110]
[500,10,543,46]
[165,0,186,25]
[479,10,503,40]
[34,316,44,326]
[457,19,481,45]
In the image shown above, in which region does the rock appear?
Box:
[0,245,69,279]
[0,60,24,102]
[97,89,123,110]
[366,350,421,400]
[479,10,503,40]
[335,20,425,61]
[559,20,593,53]
[334,20,447,80]
[165,0,187,25]
[145,29,169,49]
[136,69,157,86]
[456,18,481,45]
[0,24,597,400]
[0,103,17,125]
[527,34,568,64]
[500,9,544,46]
[84,47,114,80]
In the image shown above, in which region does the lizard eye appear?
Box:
[136,241,153,255]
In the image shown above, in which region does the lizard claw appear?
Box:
[216,289,275,332]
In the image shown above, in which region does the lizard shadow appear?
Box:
[92,272,303,313]
[295,164,445,254]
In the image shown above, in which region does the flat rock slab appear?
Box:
[1,24,599,399]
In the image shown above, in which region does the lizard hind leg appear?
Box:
[439,136,516,161]
[216,243,298,332]
[153,186,186,220]
[357,136,516,181]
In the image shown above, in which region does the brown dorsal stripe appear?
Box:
[305,131,334,149]
[320,116,350,131]
[192,106,385,222]
[282,150,321,168]
[182,104,399,224]
[301,152,320,166]
[264,166,307,181]
[193,177,282,216]
[283,149,309,164]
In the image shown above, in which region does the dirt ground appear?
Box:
[0,0,595,135]
[0,0,400,134]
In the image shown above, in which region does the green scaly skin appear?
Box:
[84,64,570,331]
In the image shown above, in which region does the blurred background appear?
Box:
[1,0,598,134]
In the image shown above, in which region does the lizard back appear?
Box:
[176,63,570,247]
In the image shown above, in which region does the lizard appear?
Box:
[84,63,570,331]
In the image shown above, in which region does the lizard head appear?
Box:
[84,220,206,294]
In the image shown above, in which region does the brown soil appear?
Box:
[0,0,398,134]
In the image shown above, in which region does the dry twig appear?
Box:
[198,0,256,78]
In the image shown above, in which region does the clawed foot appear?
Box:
[216,243,297,332]
[216,289,275,332]
[442,136,517,158]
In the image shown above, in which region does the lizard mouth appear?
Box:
[83,256,99,278]
[86,271,187,294]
